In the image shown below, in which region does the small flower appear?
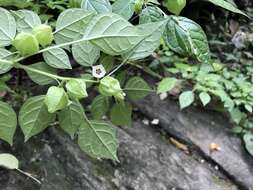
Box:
[92,65,106,79]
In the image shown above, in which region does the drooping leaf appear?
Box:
[112,0,135,20]
[244,133,253,156]
[101,55,115,72]
[0,8,16,47]
[26,62,57,85]
[230,108,243,125]
[207,0,247,17]
[19,96,54,141]
[157,77,178,94]
[0,101,17,145]
[58,101,83,139]
[110,102,132,126]
[124,77,152,100]
[84,13,144,55]
[124,20,167,60]
[54,8,94,45]
[164,16,210,63]
[0,48,14,74]
[12,10,41,32]
[91,95,110,120]
[72,40,100,67]
[45,87,69,113]
[0,153,19,170]
[81,0,112,14]
[139,6,165,24]
[179,91,195,109]
[199,92,211,106]
[43,48,72,69]
[78,115,119,161]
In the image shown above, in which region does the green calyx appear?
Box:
[45,86,69,113]
[99,76,124,100]
[12,32,39,56]
[134,0,144,14]
[66,79,88,100]
[32,24,54,47]
[166,0,186,16]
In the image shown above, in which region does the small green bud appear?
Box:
[134,0,144,14]
[32,24,54,47]
[166,0,186,16]
[45,86,69,113]
[99,76,124,100]
[12,32,39,56]
[66,79,88,100]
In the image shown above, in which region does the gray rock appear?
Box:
[135,95,253,190]
[0,118,237,190]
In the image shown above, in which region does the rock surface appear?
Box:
[0,118,238,190]
[135,95,253,190]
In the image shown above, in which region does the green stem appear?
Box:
[14,63,98,83]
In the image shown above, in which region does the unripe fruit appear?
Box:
[134,0,144,14]
[32,24,54,47]
[166,0,186,16]
[99,76,124,100]
[12,32,39,56]
[66,79,88,100]
[45,86,69,113]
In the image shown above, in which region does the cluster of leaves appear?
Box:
[0,0,247,161]
[154,45,253,156]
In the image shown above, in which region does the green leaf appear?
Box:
[124,20,167,60]
[0,8,16,47]
[110,102,132,126]
[139,6,165,24]
[164,16,210,63]
[179,91,194,109]
[54,8,94,45]
[0,101,17,145]
[199,92,211,106]
[12,10,41,32]
[58,101,83,139]
[0,48,14,74]
[91,95,110,120]
[243,133,253,156]
[19,96,54,141]
[230,108,243,125]
[207,0,248,17]
[125,77,152,100]
[157,77,177,94]
[26,62,57,85]
[84,13,144,55]
[112,0,135,20]
[43,48,72,69]
[245,105,252,113]
[78,119,119,161]
[0,0,32,8]
[45,87,69,113]
[81,0,112,14]
[165,0,186,16]
[0,153,18,170]
[66,79,88,99]
[101,55,115,72]
[72,40,100,67]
